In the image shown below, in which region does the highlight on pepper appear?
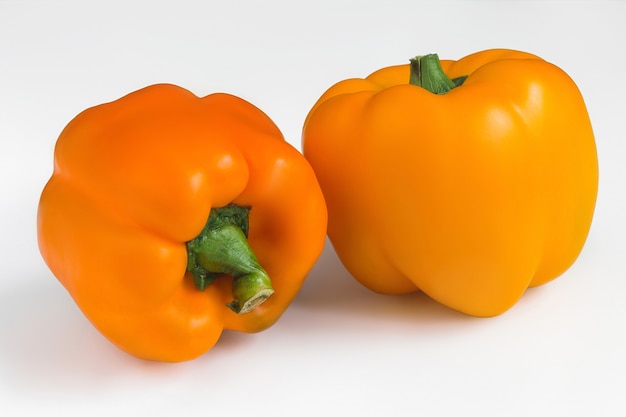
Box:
[302,49,598,317]
[37,84,327,362]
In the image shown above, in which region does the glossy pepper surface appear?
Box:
[302,49,598,317]
[38,84,327,361]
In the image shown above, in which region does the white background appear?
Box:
[1,0,625,416]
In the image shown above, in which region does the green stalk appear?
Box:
[409,54,467,94]
[186,204,274,314]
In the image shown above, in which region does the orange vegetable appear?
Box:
[302,49,598,317]
[38,84,327,361]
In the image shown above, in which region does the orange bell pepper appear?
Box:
[38,84,327,361]
[302,49,598,317]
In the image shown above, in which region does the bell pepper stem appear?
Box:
[186,204,274,314]
[409,54,467,94]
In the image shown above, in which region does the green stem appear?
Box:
[409,54,467,94]
[186,204,274,314]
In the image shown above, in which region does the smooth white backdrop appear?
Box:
[1,1,625,416]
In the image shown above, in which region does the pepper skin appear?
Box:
[38,84,327,361]
[302,49,598,317]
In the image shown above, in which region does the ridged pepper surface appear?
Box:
[38,84,327,361]
[302,49,598,317]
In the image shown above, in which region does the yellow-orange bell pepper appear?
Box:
[302,49,598,317]
[38,84,327,361]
